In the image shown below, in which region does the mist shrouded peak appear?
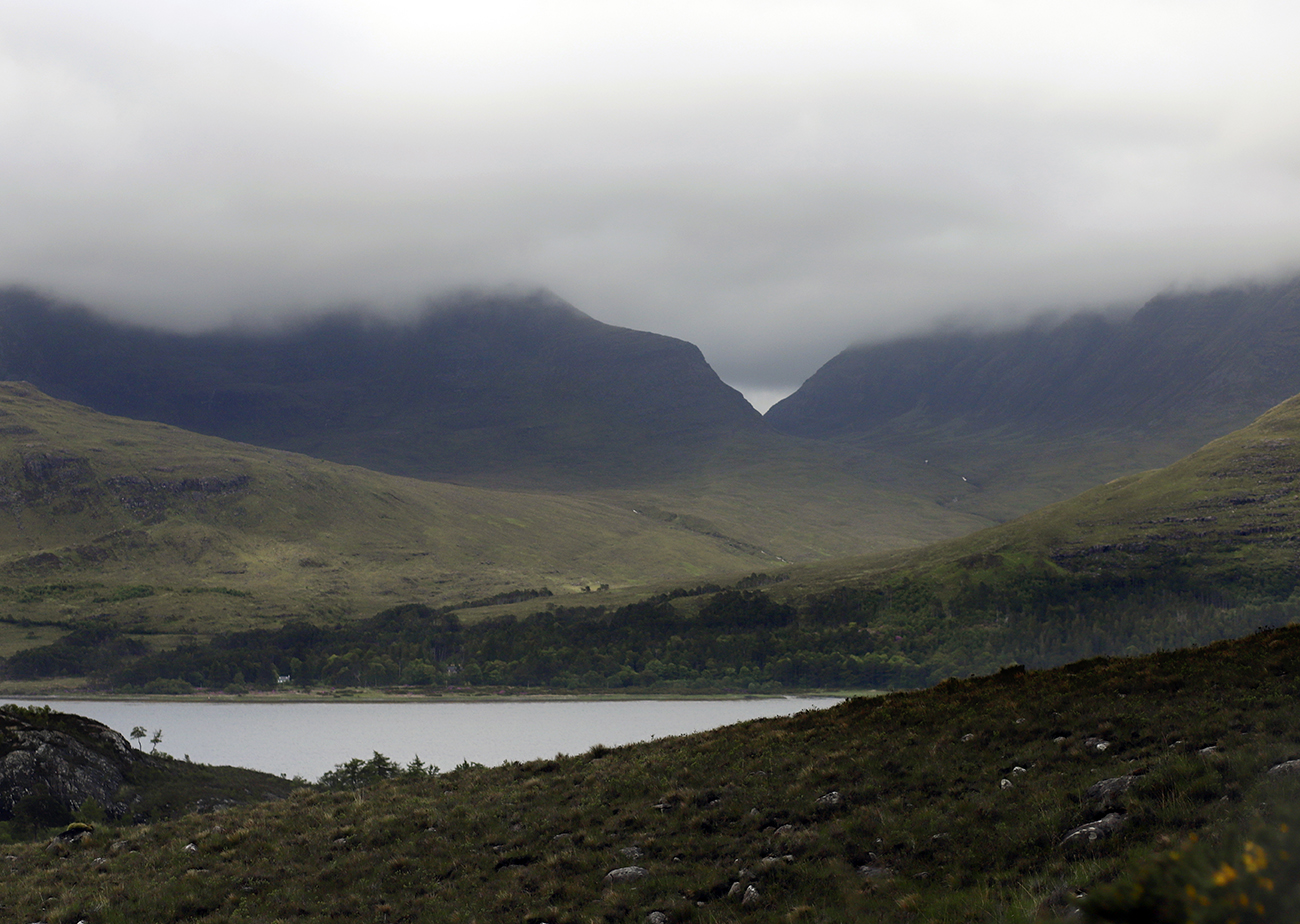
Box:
[0,286,764,488]
[762,277,1300,521]
[8,1,1300,404]
[768,277,1300,439]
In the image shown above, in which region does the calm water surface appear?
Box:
[6,697,840,779]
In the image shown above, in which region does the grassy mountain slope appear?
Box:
[58,391,1300,697]
[0,381,996,676]
[767,277,1300,521]
[0,382,800,636]
[8,626,1300,922]
[791,385,1300,595]
[724,389,1300,683]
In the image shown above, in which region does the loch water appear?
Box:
[5,696,841,779]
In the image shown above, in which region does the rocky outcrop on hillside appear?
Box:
[0,705,297,830]
[0,706,147,820]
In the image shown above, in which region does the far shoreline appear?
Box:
[2,687,871,705]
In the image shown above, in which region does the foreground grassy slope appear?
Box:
[8,627,1300,923]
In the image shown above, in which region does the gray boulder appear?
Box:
[603,866,649,884]
[859,864,895,881]
[1084,775,1137,811]
[1267,759,1300,777]
[1061,813,1126,849]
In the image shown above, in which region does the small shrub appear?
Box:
[1084,821,1300,923]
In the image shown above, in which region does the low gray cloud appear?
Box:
[4,0,1300,409]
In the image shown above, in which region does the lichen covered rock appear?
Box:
[0,706,147,821]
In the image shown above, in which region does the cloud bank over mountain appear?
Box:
[4,0,1300,404]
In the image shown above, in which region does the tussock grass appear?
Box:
[7,626,1300,922]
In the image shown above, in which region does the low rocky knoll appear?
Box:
[0,704,293,832]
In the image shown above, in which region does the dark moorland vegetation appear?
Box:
[8,626,1300,922]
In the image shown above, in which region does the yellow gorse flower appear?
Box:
[1212,864,1239,887]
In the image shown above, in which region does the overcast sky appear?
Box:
[4,1,1300,410]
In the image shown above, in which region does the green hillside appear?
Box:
[0,382,788,632]
[0,382,995,671]
[785,384,1300,595]
[42,391,1300,697]
[8,626,1300,922]
[739,389,1300,680]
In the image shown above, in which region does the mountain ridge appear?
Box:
[766,276,1300,519]
[768,277,1300,438]
[0,286,766,489]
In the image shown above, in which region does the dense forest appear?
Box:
[6,560,1296,693]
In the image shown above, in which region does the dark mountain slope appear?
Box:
[0,288,765,487]
[768,277,1300,438]
[766,277,1300,519]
